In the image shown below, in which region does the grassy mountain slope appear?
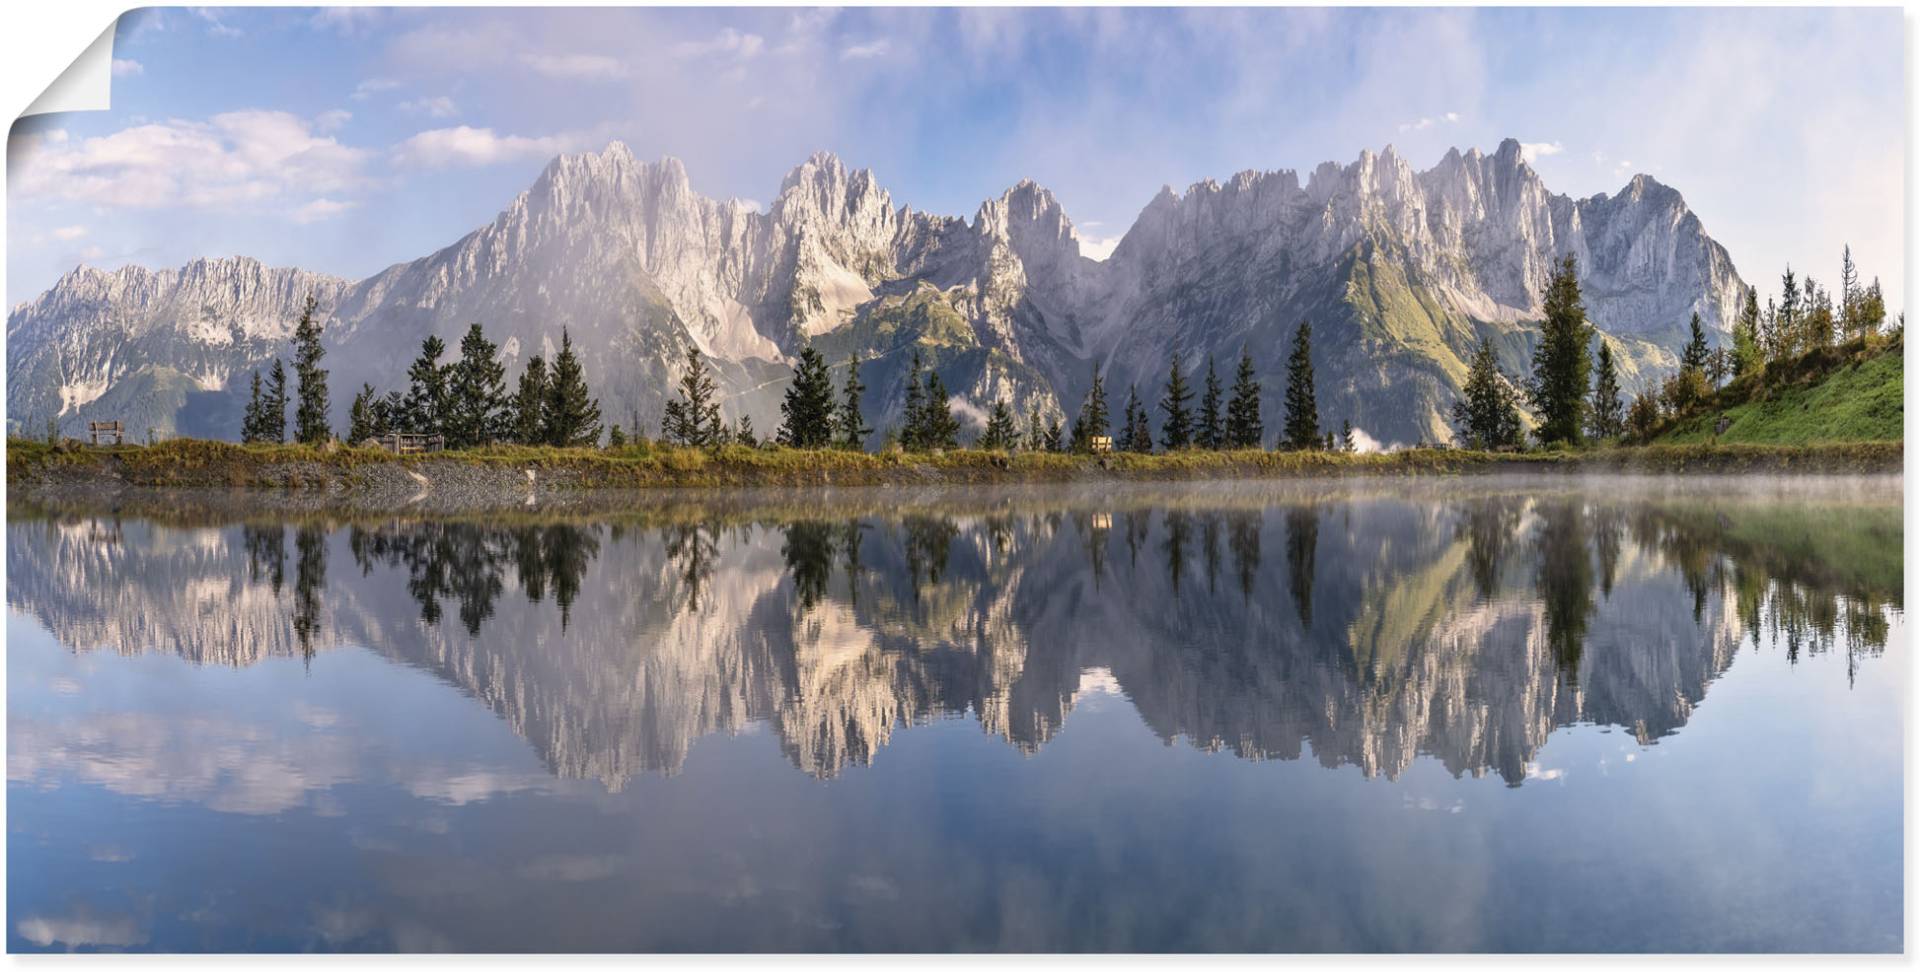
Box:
[1658,337,1902,445]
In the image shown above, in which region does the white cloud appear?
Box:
[350,78,399,101]
[1518,141,1564,163]
[291,198,355,224]
[9,111,372,210]
[397,96,459,119]
[1079,235,1122,262]
[111,59,143,78]
[51,225,87,241]
[840,39,891,61]
[520,52,631,81]
[193,8,242,39]
[314,109,352,133]
[310,7,382,35]
[1444,111,1460,123]
[391,126,573,169]
[672,28,765,61]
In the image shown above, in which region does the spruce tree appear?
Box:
[919,369,960,450]
[544,329,603,447]
[1071,365,1109,452]
[1732,286,1762,377]
[664,344,722,446]
[1588,340,1624,440]
[836,352,870,450]
[1526,256,1591,447]
[1681,312,1711,375]
[265,359,289,444]
[403,336,450,436]
[376,392,403,437]
[778,346,836,448]
[444,323,511,448]
[1340,420,1355,453]
[1282,321,1319,450]
[241,370,266,443]
[1840,245,1863,338]
[1197,356,1223,449]
[1026,405,1045,452]
[1159,355,1194,450]
[290,294,330,445]
[902,350,928,450]
[1776,268,1801,361]
[736,415,757,447]
[979,398,1019,450]
[1452,338,1525,450]
[512,356,549,445]
[1225,349,1263,449]
[348,384,379,443]
[1043,418,1064,452]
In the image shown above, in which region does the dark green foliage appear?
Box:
[1043,417,1064,452]
[264,360,288,444]
[240,370,268,443]
[512,356,548,445]
[403,336,450,436]
[1527,256,1592,446]
[1225,349,1263,449]
[735,415,757,447]
[663,344,723,447]
[544,329,603,447]
[836,352,870,450]
[347,383,379,442]
[979,398,1019,450]
[1071,365,1110,452]
[918,369,960,450]
[1282,321,1319,450]
[1120,385,1153,453]
[901,351,928,450]
[1159,355,1194,450]
[607,425,627,448]
[1681,312,1711,375]
[1026,404,1046,452]
[1588,340,1624,440]
[290,294,330,445]
[1340,419,1355,453]
[1733,286,1763,377]
[1452,338,1525,450]
[1196,357,1223,449]
[1626,391,1663,441]
[778,346,836,449]
[444,323,512,448]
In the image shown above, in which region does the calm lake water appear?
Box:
[6,478,1903,952]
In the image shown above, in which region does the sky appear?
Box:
[5,6,1907,312]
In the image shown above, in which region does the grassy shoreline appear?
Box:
[7,436,1902,493]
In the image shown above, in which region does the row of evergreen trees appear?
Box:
[343,325,603,448]
[241,295,330,444]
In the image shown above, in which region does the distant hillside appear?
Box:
[1658,336,1902,445]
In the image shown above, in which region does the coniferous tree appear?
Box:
[1526,256,1591,446]
[902,350,928,450]
[836,352,870,450]
[1119,386,1147,453]
[607,425,627,448]
[1071,365,1110,452]
[979,398,1019,450]
[1840,245,1863,338]
[1681,312,1710,375]
[1859,278,1888,335]
[403,336,450,435]
[735,415,757,447]
[544,329,603,447]
[1775,268,1801,362]
[1282,321,1320,450]
[290,294,330,444]
[1043,417,1064,452]
[512,356,549,445]
[1159,355,1194,450]
[1197,356,1224,449]
[348,384,379,443]
[1732,286,1763,377]
[778,346,836,448]
[241,370,266,443]
[1340,420,1356,453]
[1707,347,1731,389]
[374,392,403,437]
[1452,338,1525,450]
[664,344,722,446]
[1026,404,1046,452]
[265,359,289,444]
[444,323,511,448]
[1225,349,1263,449]
[1626,391,1663,441]
[1588,340,1624,440]
[919,369,960,450]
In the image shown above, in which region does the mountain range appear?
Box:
[6,138,1747,447]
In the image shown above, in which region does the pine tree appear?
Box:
[902,350,928,450]
[1197,356,1224,449]
[265,359,289,444]
[1159,355,1194,450]
[836,352,870,450]
[1526,256,1591,447]
[1225,349,1263,449]
[1776,268,1801,361]
[241,370,266,443]
[1042,418,1064,452]
[664,344,723,446]
[348,383,379,443]
[919,369,960,450]
[1282,321,1319,450]
[735,415,757,447]
[1840,245,1863,339]
[1453,338,1525,450]
[1071,364,1110,452]
[444,323,511,448]
[608,425,627,448]
[1681,312,1710,375]
[290,294,330,445]
[1732,286,1763,377]
[778,346,836,448]
[403,336,450,436]
[375,392,403,437]
[1588,339,1624,440]
[1026,404,1046,452]
[544,329,603,447]
[1340,420,1355,453]
[1707,347,1731,389]
[979,398,1019,450]
[512,356,549,445]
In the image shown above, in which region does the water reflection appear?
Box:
[8,486,1900,791]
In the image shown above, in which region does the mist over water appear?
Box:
[6,477,1902,952]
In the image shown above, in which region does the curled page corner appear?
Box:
[20,19,119,119]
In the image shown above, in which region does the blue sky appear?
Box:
[6,6,1906,312]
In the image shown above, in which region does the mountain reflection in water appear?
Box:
[9,484,1898,789]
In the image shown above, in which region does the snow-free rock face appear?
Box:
[7,140,1745,446]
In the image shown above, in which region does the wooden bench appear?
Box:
[87,420,124,446]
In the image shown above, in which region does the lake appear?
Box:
[6,477,1903,952]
